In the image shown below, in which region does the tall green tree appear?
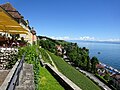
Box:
[91,56,99,74]
[104,71,110,81]
[86,56,91,71]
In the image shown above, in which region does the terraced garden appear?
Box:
[18,46,64,90]
[47,51,101,90]
[18,46,101,90]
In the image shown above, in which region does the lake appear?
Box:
[69,40,120,70]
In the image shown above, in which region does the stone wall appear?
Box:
[15,63,35,90]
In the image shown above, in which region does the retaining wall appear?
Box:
[40,60,82,90]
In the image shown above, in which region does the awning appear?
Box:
[0,7,28,34]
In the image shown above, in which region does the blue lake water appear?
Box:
[69,41,120,70]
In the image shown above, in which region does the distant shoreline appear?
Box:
[67,40,120,45]
[68,40,120,71]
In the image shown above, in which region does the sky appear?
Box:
[0,0,120,41]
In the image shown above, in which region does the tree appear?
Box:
[68,49,78,62]
[39,39,55,53]
[86,56,91,71]
[104,71,110,81]
[74,53,82,67]
[91,56,99,74]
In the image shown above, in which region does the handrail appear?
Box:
[7,53,25,90]
[1,53,25,90]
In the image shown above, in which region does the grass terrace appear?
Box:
[39,48,52,65]
[47,51,101,90]
[40,64,64,90]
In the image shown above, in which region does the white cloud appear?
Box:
[49,36,95,41]
[49,36,70,40]
[48,36,120,42]
[79,36,95,41]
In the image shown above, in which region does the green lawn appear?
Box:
[39,48,52,65]
[40,63,64,90]
[40,64,64,90]
[38,48,64,90]
[47,51,101,90]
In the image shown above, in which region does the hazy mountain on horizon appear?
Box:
[67,40,120,44]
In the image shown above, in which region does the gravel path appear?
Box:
[46,52,58,70]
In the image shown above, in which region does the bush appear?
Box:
[18,45,40,90]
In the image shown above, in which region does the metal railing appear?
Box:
[6,53,25,90]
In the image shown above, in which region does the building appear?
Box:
[96,64,106,76]
[0,2,37,45]
[110,74,120,89]
[30,27,37,45]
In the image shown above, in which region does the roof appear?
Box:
[96,64,105,69]
[0,2,31,31]
[112,74,120,80]
[0,2,22,19]
[0,7,28,34]
[30,28,36,35]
